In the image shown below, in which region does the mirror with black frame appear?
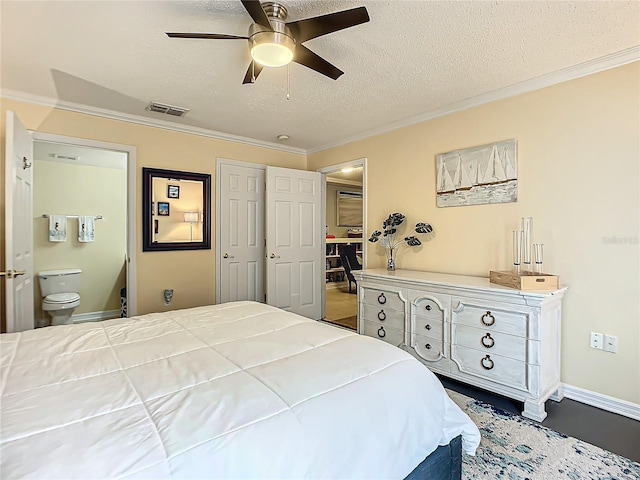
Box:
[142,167,211,251]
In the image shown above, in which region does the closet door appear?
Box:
[218,163,265,303]
[266,166,323,320]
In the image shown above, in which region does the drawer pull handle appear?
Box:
[481,355,494,370]
[481,311,495,326]
[425,343,432,350]
[481,333,495,348]
[377,293,387,305]
[425,324,432,330]
[377,310,386,321]
[425,305,432,311]
[377,326,386,338]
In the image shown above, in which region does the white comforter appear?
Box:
[0,301,479,479]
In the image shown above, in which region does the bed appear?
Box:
[0,301,480,479]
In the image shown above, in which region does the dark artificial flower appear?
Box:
[415,223,433,234]
[405,236,422,246]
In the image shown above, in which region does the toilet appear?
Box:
[38,269,82,326]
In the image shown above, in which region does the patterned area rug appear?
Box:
[447,389,640,480]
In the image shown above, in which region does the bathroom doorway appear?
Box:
[317,159,367,331]
[31,134,136,326]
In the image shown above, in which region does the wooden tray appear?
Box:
[489,270,559,290]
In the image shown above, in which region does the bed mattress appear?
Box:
[0,301,480,479]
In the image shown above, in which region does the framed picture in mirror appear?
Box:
[167,185,180,199]
[157,202,170,216]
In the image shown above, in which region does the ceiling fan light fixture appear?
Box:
[250,31,295,67]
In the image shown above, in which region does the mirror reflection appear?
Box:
[142,168,211,251]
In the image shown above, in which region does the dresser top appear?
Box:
[354,269,567,299]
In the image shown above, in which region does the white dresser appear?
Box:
[353,269,567,421]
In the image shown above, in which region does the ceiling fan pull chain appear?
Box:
[286,64,291,100]
[251,61,256,83]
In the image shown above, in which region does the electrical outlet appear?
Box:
[603,335,618,353]
[590,332,603,349]
[163,289,174,306]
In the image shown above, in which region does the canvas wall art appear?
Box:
[436,139,517,207]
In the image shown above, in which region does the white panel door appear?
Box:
[4,111,35,332]
[266,166,322,319]
[218,163,265,303]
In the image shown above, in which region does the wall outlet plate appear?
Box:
[590,332,603,349]
[603,334,618,353]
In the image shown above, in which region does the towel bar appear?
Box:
[42,214,103,220]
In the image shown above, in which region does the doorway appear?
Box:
[317,159,367,331]
[31,133,137,325]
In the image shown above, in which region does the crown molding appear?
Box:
[307,46,640,154]
[0,89,307,156]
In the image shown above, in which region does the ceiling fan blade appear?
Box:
[242,61,265,84]
[287,6,369,43]
[293,45,343,80]
[240,0,273,30]
[166,32,248,40]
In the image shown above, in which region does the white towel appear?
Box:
[78,216,95,242]
[48,215,67,242]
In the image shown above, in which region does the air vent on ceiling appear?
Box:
[146,102,190,117]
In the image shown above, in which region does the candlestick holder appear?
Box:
[513,230,522,273]
[533,243,543,274]
[522,217,532,271]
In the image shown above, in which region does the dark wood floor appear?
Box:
[440,377,640,463]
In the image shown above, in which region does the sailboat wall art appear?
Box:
[435,139,517,208]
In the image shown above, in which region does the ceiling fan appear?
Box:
[166,0,370,84]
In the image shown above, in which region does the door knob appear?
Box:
[269,253,280,259]
[223,253,235,259]
[0,270,26,278]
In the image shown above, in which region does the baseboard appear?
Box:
[72,309,121,324]
[563,383,640,421]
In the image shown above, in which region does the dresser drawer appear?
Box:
[362,303,404,330]
[412,297,445,319]
[361,287,404,311]
[452,345,527,391]
[362,320,404,347]
[413,315,443,341]
[453,301,527,337]
[411,333,445,362]
[453,325,527,362]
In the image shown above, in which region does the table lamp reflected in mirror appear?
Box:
[183,211,199,241]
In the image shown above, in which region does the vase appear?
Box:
[386,249,395,271]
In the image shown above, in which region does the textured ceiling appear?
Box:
[1,1,639,152]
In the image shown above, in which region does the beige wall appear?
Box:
[33,160,127,319]
[0,98,306,320]
[309,63,640,404]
